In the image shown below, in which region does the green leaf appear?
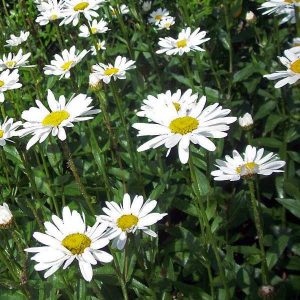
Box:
[275,198,300,218]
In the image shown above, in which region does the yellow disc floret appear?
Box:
[62,233,91,255]
[5,61,17,68]
[104,67,119,76]
[73,2,89,11]
[0,129,4,138]
[236,162,258,177]
[0,80,5,88]
[117,214,139,231]
[155,15,162,21]
[176,39,187,48]
[290,59,300,73]
[172,102,181,112]
[42,110,70,127]
[61,61,74,71]
[169,116,199,135]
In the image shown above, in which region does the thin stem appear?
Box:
[295,5,300,37]
[1,0,10,18]
[248,180,268,285]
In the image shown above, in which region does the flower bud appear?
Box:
[89,73,102,92]
[239,113,253,130]
[142,1,152,12]
[258,285,275,299]
[246,11,256,23]
[0,203,13,228]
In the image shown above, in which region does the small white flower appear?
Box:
[0,203,13,228]
[91,56,136,84]
[238,113,253,129]
[89,73,102,90]
[0,49,32,71]
[142,1,151,12]
[110,4,129,17]
[211,145,286,181]
[91,40,106,55]
[36,0,64,25]
[264,49,300,88]
[148,8,169,25]
[97,193,167,250]
[0,117,21,147]
[157,16,175,30]
[246,11,256,23]
[156,27,210,56]
[5,31,30,47]
[0,69,22,103]
[79,19,109,38]
[19,89,100,149]
[44,46,88,79]
[259,0,292,15]
[25,206,113,282]
[290,38,300,54]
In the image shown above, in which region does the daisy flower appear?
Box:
[156,27,210,56]
[91,56,136,84]
[110,4,129,17]
[133,94,236,164]
[36,0,64,25]
[19,89,100,149]
[211,145,286,181]
[5,31,30,47]
[97,193,167,250]
[0,49,32,71]
[264,49,300,88]
[0,117,22,146]
[60,0,106,26]
[148,8,169,25]
[91,40,106,55]
[259,0,291,15]
[25,206,113,282]
[238,113,253,129]
[44,46,88,79]
[0,203,13,229]
[0,69,22,103]
[157,17,175,30]
[142,1,152,12]
[78,19,109,37]
[277,7,296,24]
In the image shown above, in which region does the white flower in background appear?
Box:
[97,193,167,250]
[259,0,293,15]
[110,4,129,17]
[60,0,106,26]
[246,11,256,23]
[211,145,286,181]
[0,69,22,103]
[148,8,169,24]
[0,203,13,228]
[36,0,64,25]
[25,206,113,282]
[142,1,151,12]
[89,73,102,90]
[91,40,106,55]
[79,19,109,38]
[238,113,253,129]
[277,7,296,24]
[264,49,300,88]
[156,27,210,56]
[0,118,22,146]
[5,31,30,47]
[290,38,300,54]
[0,50,32,71]
[19,89,100,149]
[44,46,88,79]
[137,89,198,118]
[157,17,175,30]
[133,95,236,164]
[91,56,136,84]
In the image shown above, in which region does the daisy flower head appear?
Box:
[148,8,169,25]
[0,117,22,146]
[0,69,22,103]
[264,49,300,88]
[36,0,64,25]
[91,40,106,55]
[0,49,32,71]
[91,56,136,84]
[79,19,109,37]
[25,206,113,282]
[5,31,30,47]
[19,89,100,149]
[156,27,210,56]
[211,145,286,181]
[157,16,175,31]
[110,4,129,17]
[133,94,236,164]
[60,0,106,26]
[44,46,88,79]
[97,193,167,250]
[0,203,13,229]
[259,0,294,15]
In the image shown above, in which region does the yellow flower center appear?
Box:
[176,39,187,48]
[104,67,119,76]
[0,80,4,88]
[169,116,199,135]
[0,129,4,138]
[42,110,70,127]
[173,101,181,111]
[164,22,171,28]
[155,15,162,20]
[236,162,258,176]
[73,2,89,11]
[117,214,139,231]
[61,60,74,71]
[50,14,58,21]
[5,61,17,68]
[62,233,91,255]
[91,27,97,34]
[290,59,300,73]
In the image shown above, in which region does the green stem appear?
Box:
[1,0,9,18]
[295,5,300,37]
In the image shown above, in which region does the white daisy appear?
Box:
[157,16,175,30]
[211,145,286,181]
[79,19,109,37]
[91,40,106,55]
[259,0,291,15]
[277,7,296,24]
[264,49,300,88]
[148,8,169,25]
[36,0,64,25]
[0,49,32,71]
[25,206,113,282]
[133,95,236,164]
[91,56,136,84]
[110,4,129,17]
[5,31,30,47]
[60,0,106,26]
[156,27,210,56]
[44,46,88,79]
[142,1,152,12]
[97,193,167,250]
[0,69,22,103]
[238,113,253,129]
[0,203,13,228]
[19,89,100,149]
[0,117,22,146]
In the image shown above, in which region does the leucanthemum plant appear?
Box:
[5,31,30,47]
[148,8,170,25]
[91,40,106,55]
[97,193,167,250]
[35,0,64,25]
[0,118,21,146]
[157,17,175,30]
[0,49,32,71]
[25,206,113,281]
[78,19,109,38]
[19,89,100,149]
[0,69,22,103]
[259,0,294,15]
